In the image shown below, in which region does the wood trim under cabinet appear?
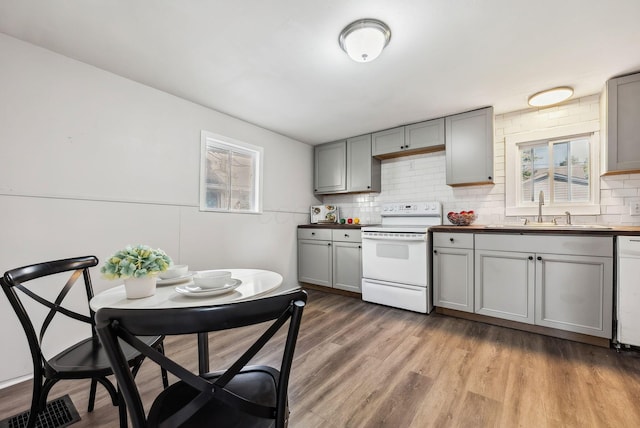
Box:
[373,144,445,160]
[448,180,494,187]
[601,169,640,176]
[435,307,610,348]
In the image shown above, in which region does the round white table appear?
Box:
[90,269,297,373]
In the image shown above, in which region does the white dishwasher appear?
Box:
[617,236,640,347]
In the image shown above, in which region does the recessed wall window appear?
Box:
[506,123,600,216]
[200,131,263,214]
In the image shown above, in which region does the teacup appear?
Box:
[192,270,232,289]
[159,264,189,279]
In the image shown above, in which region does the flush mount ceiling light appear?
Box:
[528,86,574,107]
[339,19,391,63]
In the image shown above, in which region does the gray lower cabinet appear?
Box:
[432,232,474,312]
[603,72,640,173]
[297,228,362,292]
[474,249,535,324]
[297,228,332,286]
[473,233,613,339]
[314,136,380,194]
[445,107,494,186]
[332,229,362,293]
[535,252,613,338]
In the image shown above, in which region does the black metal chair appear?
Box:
[1,255,168,428]
[96,288,307,428]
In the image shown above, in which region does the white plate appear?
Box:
[175,279,242,297]
[157,272,194,286]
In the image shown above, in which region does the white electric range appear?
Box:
[361,201,442,313]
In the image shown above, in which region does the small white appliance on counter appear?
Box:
[616,236,640,347]
[361,201,442,313]
[310,205,339,224]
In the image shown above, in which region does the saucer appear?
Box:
[157,272,194,286]
[175,279,241,297]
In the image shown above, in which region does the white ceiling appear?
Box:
[1,0,640,145]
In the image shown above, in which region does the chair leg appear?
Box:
[157,342,169,388]
[117,389,128,428]
[88,378,98,412]
[95,376,119,406]
[26,373,43,428]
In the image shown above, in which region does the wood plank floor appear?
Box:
[2,288,640,427]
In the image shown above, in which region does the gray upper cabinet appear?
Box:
[347,134,380,192]
[314,136,380,195]
[445,107,494,186]
[405,118,445,151]
[372,126,404,157]
[314,140,347,193]
[603,72,640,174]
[372,118,445,159]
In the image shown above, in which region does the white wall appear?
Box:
[0,34,318,386]
[326,95,640,227]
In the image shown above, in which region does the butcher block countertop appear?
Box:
[430,224,640,236]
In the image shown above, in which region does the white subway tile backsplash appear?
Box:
[612,188,639,198]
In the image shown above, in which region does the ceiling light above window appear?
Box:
[339,19,391,63]
[528,87,574,107]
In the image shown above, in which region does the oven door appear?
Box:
[361,232,428,286]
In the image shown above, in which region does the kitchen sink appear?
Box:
[485,223,612,230]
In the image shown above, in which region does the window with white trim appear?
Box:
[505,123,600,217]
[200,131,263,213]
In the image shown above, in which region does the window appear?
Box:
[519,136,590,203]
[200,131,263,213]
[506,123,600,216]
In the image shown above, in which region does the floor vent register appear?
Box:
[0,395,80,428]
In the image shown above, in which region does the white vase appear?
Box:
[123,276,157,299]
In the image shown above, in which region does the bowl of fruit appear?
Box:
[447,210,477,226]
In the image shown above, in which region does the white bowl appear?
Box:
[159,264,189,279]
[192,270,232,289]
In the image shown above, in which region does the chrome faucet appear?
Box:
[565,211,572,225]
[537,191,544,223]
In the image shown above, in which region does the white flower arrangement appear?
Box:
[101,244,172,279]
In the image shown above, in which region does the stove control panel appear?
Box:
[381,201,442,217]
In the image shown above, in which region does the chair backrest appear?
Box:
[1,256,99,374]
[96,288,307,428]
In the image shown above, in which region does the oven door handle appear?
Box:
[363,279,422,291]
[361,235,426,242]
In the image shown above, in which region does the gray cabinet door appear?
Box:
[372,126,405,156]
[445,107,494,186]
[298,239,332,286]
[605,73,640,173]
[433,247,474,312]
[314,141,346,194]
[347,134,380,192]
[534,253,613,338]
[333,241,362,293]
[405,118,445,151]
[475,249,535,324]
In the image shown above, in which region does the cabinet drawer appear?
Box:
[332,229,361,243]
[298,228,331,241]
[433,232,474,249]
[475,234,612,257]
